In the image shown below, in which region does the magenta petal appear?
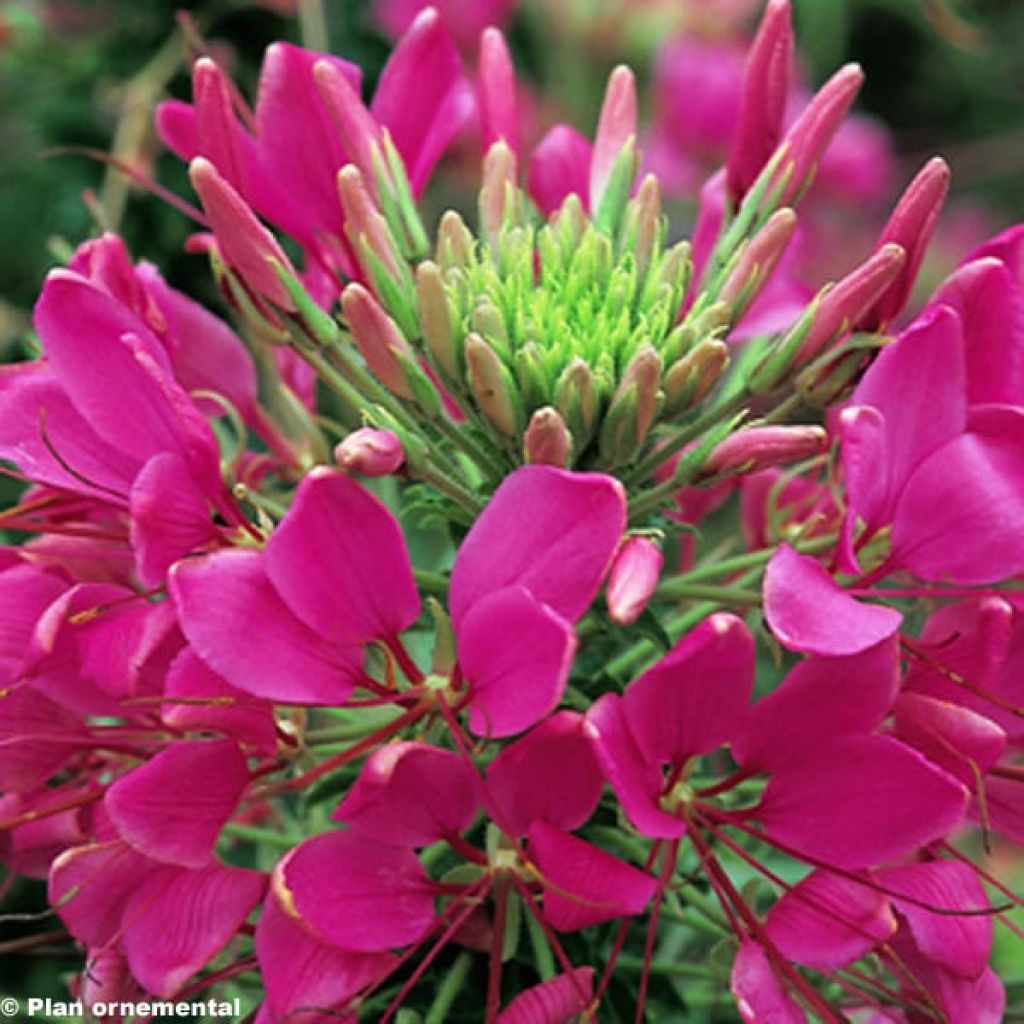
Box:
[757,735,968,870]
[623,613,754,762]
[0,364,139,498]
[497,968,595,1024]
[34,271,221,494]
[733,638,899,772]
[105,738,248,867]
[527,124,593,216]
[485,712,602,837]
[164,647,278,755]
[586,694,685,840]
[457,585,575,738]
[371,9,473,194]
[130,452,218,587]
[257,874,396,1022]
[449,465,626,628]
[49,841,152,946]
[764,870,896,971]
[730,941,807,1024]
[283,831,434,952]
[332,741,480,846]
[876,861,991,979]
[528,822,656,931]
[893,405,1024,583]
[121,863,265,997]
[170,549,362,705]
[763,544,902,656]
[265,468,419,645]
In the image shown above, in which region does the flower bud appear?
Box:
[663,339,729,414]
[859,158,950,330]
[718,208,797,321]
[189,157,296,310]
[524,407,572,467]
[606,536,664,625]
[479,140,520,242]
[437,210,474,270]
[795,243,905,365]
[479,28,519,155]
[555,358,599,449]
[341,282,415,399]
[314,59,381,183]
[600,346,662,464]
[590,65,637,224]
[416,261,461,381]
[334,428,404,477]
[727,0,793,203]
[620,174,663,278]
[464,332,523,435]
[703,425,828,477]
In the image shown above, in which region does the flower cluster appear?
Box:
[1,3,1022,1022]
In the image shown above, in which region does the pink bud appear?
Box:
[193,58,248,194]
[188,157,296,310]
[858,158,950,330]
[334,428,405,477]
[341,283,415,398]
[704,426,828,476]
[719,207,797,318]
[479,27,518,156]
[606,537,663,626]
[337,164,404,282]
[797,243,906,365]
[524,407,572,467]
[314,58,382,183]
[726,0,793,203]
[777,64,864,204]
[590,65,636,212]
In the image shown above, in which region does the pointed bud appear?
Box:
[555,358,599,448]
[513,341,550,411]
[189,157,296,310]
[464,332,522,435]
[479,28,519,155]
[663,339,729,413]
[590,65,637,215]
[416,261,461,380]
[620,174,663,278]
[437,210,474,270]
[341,282,416,398]
[606,537,663,626]
[337,164,415,312]
[718,208,797,321]
[314,59,381,183]
[617,345,663,442]
[193,58,248,193]
[334,428,404,477]
[703,425,828,477]
[727,0,793,203]
[796,243,905,365]
[479,140,520,241]
[775,64,864,204]
[472,301,509,358]
[859,158,950,330]
[524,407,572,467]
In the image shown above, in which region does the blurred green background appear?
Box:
[1,0,1023,1015]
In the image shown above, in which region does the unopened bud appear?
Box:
[437,210,474,270]
[524,407,572,467]
[591,65,638,227]
[464,332,523,435]
[859,158,950,330]
[620,174,663,278]
[189,157,296,310]
[334,428,404,477]
[314,59,380,183]
[479,140,520,242]
[479,28,519,155]
[606,536,664,625]
[718,208,797,321]
[663,339,729,413]
[703,425,827,477]
[514,341,550,411]
[416,261,461,381]
[795,243,905,365]
[341,283,415,399]
[555,358,599,449]
[613,344,663,440]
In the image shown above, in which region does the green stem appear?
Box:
[222,822,295,849]
[655,583,763,604]
[525,901,557,981]
[615,957,720,979]
[414,568,449,597]
[414,459,486,518]
[432,415,509,481]
[425,952,474,1024]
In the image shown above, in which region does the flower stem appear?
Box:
[424,952,473,1024]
